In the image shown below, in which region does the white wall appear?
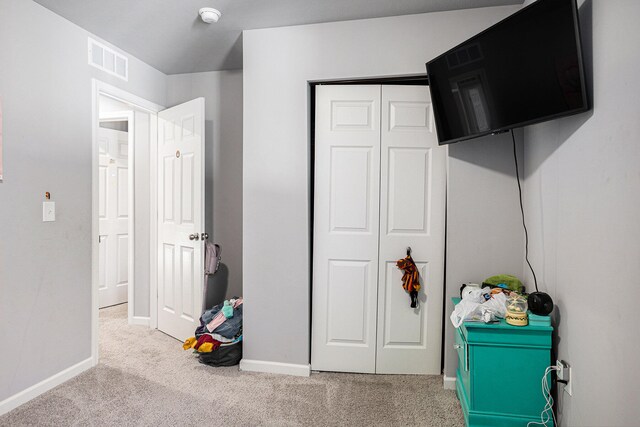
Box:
[99,96,131,114]
[132,110,152,317]
[242,5,522,368]
[166,70,244,303]
[0,0,166,406]
[523,1,640,425]
[444,131,525,378]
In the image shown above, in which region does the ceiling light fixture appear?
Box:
[199,7,221,23]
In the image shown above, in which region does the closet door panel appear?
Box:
[326,260,372,344]
[312,85,381,374]
[387,147,431,234]
[376,85,445,375]
[329,146,373,232]
[381,260,429,348]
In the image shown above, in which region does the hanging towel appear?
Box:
[202,242,222,312]
[396,255,421,308]
[205,242,221,275]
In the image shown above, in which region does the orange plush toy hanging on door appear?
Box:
[397,247,421,308]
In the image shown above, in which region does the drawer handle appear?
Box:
[454,344,461,349]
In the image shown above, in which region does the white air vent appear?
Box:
[88,38,128,81]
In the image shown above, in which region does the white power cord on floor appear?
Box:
[527,365,561,427]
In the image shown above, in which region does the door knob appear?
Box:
[189,233,200,241]
[201,232,209,240]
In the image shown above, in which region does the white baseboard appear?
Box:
[0,357,93,416]
[443,375,457,390]
[129,316,151,327]
[239,359,311,377]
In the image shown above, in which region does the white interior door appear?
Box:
[98,126,130,308]
[311,85,381,373]
[375,85,445,374]
[157,98,205,341]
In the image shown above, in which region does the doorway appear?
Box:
[98,109,133,309]
[92,80,209,365]
[91,80,163,365]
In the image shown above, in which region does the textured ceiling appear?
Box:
[34,0,523,75]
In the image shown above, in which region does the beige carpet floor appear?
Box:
[0,304,464,426]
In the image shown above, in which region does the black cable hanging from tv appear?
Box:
[511,129,539,293]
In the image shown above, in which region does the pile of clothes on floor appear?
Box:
[183,297,243,367]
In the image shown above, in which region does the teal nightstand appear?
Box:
[452,298,553,426]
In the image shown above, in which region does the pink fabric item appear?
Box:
[206,312,225,333]
[206,299,243,332]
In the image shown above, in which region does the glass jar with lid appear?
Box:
[505,293,528,326]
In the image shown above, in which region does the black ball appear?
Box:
[527,292,554,316]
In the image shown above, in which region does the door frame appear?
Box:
[91,79,163,366]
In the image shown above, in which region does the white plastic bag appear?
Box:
[483,292,507,318]
[450,299,483,328]
[450,289,508,328]
[461,287,489,303]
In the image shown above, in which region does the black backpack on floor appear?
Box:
[197,341,242,367]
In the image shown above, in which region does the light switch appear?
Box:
[43,201,55,222]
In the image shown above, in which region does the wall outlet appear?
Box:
[557,359,572,396]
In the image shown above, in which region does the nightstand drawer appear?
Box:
[455,326,470,402]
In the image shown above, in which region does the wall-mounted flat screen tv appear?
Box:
[426,0,588,145]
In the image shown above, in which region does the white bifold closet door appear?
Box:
[312,85,382,373]
[312,85,445,375]
[375,85,445,374]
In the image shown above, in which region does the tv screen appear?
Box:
[426,0,588,145]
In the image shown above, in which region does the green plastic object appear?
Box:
[222,300,234,318]
[482,274,524,293]
[452,298,553,426]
